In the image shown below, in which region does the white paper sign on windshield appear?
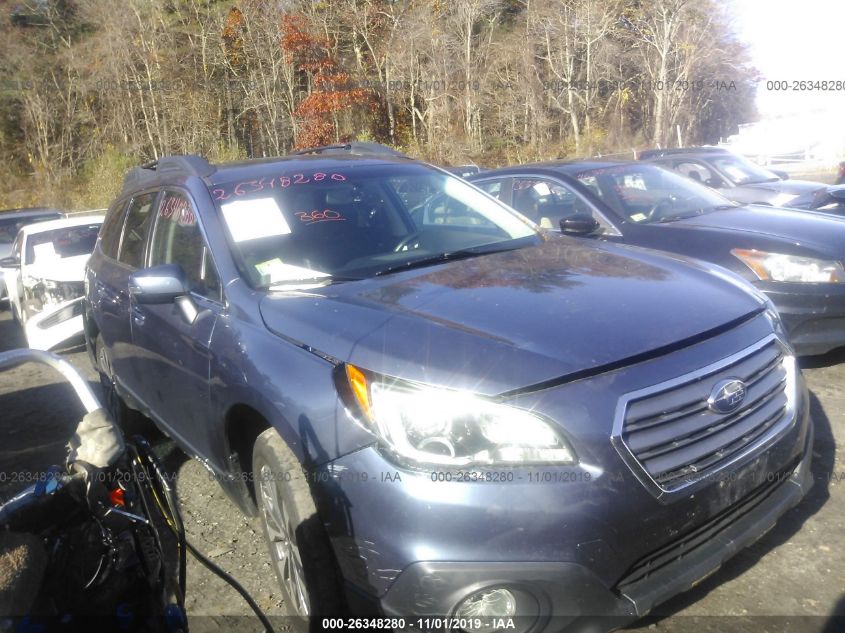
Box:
[255,258,329,284]
[33,242,58,262]
[220,197,291,242]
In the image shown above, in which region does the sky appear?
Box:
[729,0,845,118]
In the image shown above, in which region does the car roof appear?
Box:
[471,159,631,179]
[206,154,418,187]
[20,215,104,236]
[120,144,419,195]
[639,147,732,160]
[0,208,63,219]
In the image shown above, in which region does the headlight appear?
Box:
[731,249,845,283]
[343,365,577,467]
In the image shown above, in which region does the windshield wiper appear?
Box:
[655,204,741,223]
[375,245,520,277]
[266,275,360,289]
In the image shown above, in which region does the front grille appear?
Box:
[615,463,795,593]
[38,300,83,330]
[620,338,789,489]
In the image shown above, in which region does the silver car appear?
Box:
[641,147,827,209]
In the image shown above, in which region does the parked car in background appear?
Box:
[639,147,829,209]
[0,208,63,304]
[469,160,845,356]
[84,147,812,632]
[1,215,103,350]
[443,164,484,179]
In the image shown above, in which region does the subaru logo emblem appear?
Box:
[708,379,747,414]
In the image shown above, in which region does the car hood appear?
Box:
[747,179,826,196]
[667,205,845,254]
[27,254,89,282]
[259,239,764,395]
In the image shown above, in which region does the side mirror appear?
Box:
[828,187,845,202]
[0,256,19,269]
[560,214,600,236]
[129,264,189,305]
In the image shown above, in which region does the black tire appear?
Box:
[252,428,346,626]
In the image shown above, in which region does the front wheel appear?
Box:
[252,428,346,626]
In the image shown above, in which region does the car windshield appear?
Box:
[710,154,780,185]
[213,162,540,287]
[25,224,101,265]
[574,163,738,224]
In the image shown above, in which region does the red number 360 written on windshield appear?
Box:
[212,172,347,201]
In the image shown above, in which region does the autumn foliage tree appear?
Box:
[281,14,373,149]
[0,0,761,210]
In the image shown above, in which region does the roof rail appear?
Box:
[638,146,731,160]
[122,155,216,194]
[290,142,409,158]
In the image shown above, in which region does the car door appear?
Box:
[99,191,159,397]
[130,190,223,458]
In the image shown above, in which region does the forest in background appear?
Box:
[0,0,759,210]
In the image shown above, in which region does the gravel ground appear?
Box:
[0,307,842,632]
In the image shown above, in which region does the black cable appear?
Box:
[126,444,184,610]
[182,536,278,633]
[132,438,277,633]
[134,437,187,603]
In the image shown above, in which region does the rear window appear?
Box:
[25,223,101,265]
[118,192,158,268]
[99,200,129,259]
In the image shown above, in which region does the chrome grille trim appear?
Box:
[611,334,798,497]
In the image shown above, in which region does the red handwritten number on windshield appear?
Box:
[217,173,348,198]
[296,209,345,225]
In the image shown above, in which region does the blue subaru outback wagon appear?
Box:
[84,144,813,632]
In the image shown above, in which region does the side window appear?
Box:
[675,161,721,188]
[475,178,508,201]
[100,199,129,259]
[511,178,603,230]
[118,192,157,268]
[149,192,221,301]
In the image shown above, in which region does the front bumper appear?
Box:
[316,318,812,632]
[380,435,812,632]
[338,425,813,633]
[23,296,85,350]
[760,281,845,355]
